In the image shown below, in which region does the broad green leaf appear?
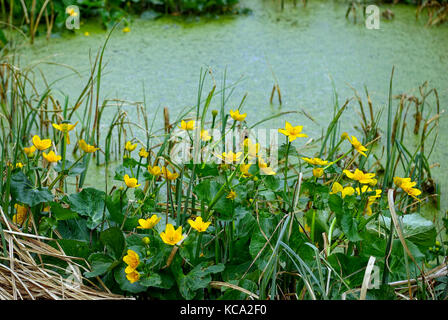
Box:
[67,188,106,229]
[100,227,126,260]
[10,172,53,207]
[84,253,116,278]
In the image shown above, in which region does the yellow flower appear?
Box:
[124,174,141,188]
[343,169,376,184]
[393,177,411,188]
[67,8,77,16]
[240,163,252,177]
[125,141,137,152]
[347,136,368,157]
[258,158,276,175]
[229,109,247,121]
[368,178,378,187]
[179,120,195,131]
[139,147,149,158]
[162,167,179,180]
[188,216,211,233]
[137,214,161,229]
[301,157,329,166]
[13,204,27,225]
[24,145,36,157]
[330,182,355,198]
[313,167,324,178]
[123,249,140,273]
[226,190,236,200]
[42,151,61,163]
[397,178,422,200]
[299,223,311,233]
[15,163,23,169]
[142,237,150,245]
[355,185,373,195]
[278,121,308,142]
[32,135,52,151]
[84,31,90,36]
[160,224,184,246]
[79,139,99,153]
[52,122,78,144]
[243,138,259,159]
[200,130,211,142]
[123,26,131,33]
[216,151,242,164]
[126,270,140,283]
[148,165,162,177]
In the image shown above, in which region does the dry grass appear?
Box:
[0,208,130,300]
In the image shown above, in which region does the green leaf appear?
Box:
[382,213,436,248]
[49,202,79,220]
[100,227,126,260]
[67,188,106,229]
[10,172,53,207]
[139,273,162,287]
[84,253,117,278]
[180,262,225,299]
[57,239,92,260]
[38,217,57,235]
[54,160,85,176]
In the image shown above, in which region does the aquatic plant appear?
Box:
[0,30,446,301]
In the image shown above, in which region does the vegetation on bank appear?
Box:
[0,31,446,299]
[0,0,244,44]
[1,0,448,47]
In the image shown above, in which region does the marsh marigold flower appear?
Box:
[313,167,324,178]
[126,270,140,283]
[124,174,141,188]
[43,151,61,163]
[13,204,27,225]
[330,182,355,198]
[278,121,307,142]
[123,249,140,273]
[125,141,137,152]
[394,176,421,200]
[188,216,211,233]
[24,145,36,157]
[216,151,242,164]
[347,136,368,157]
[258,158,276,175]
[15,163,23,169]
[226,190,237,200]
[160,224,184,246]
[139,147,149,158]
[123,26,131,33]
[301,157,329,166]
[32,135,52,151]
[148,165,162,177]
[138,214,161,229]
[229,109,247,121]
[200,130,211,142]
[52,122,78,144]
[343,169,376,184]
[179,120,195,131]
[79,139,99,153]
[162,167,179,180]
[240,163,252,178]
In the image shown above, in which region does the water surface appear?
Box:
[20,0,448,210]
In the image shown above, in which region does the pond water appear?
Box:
[20,0,448,211]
